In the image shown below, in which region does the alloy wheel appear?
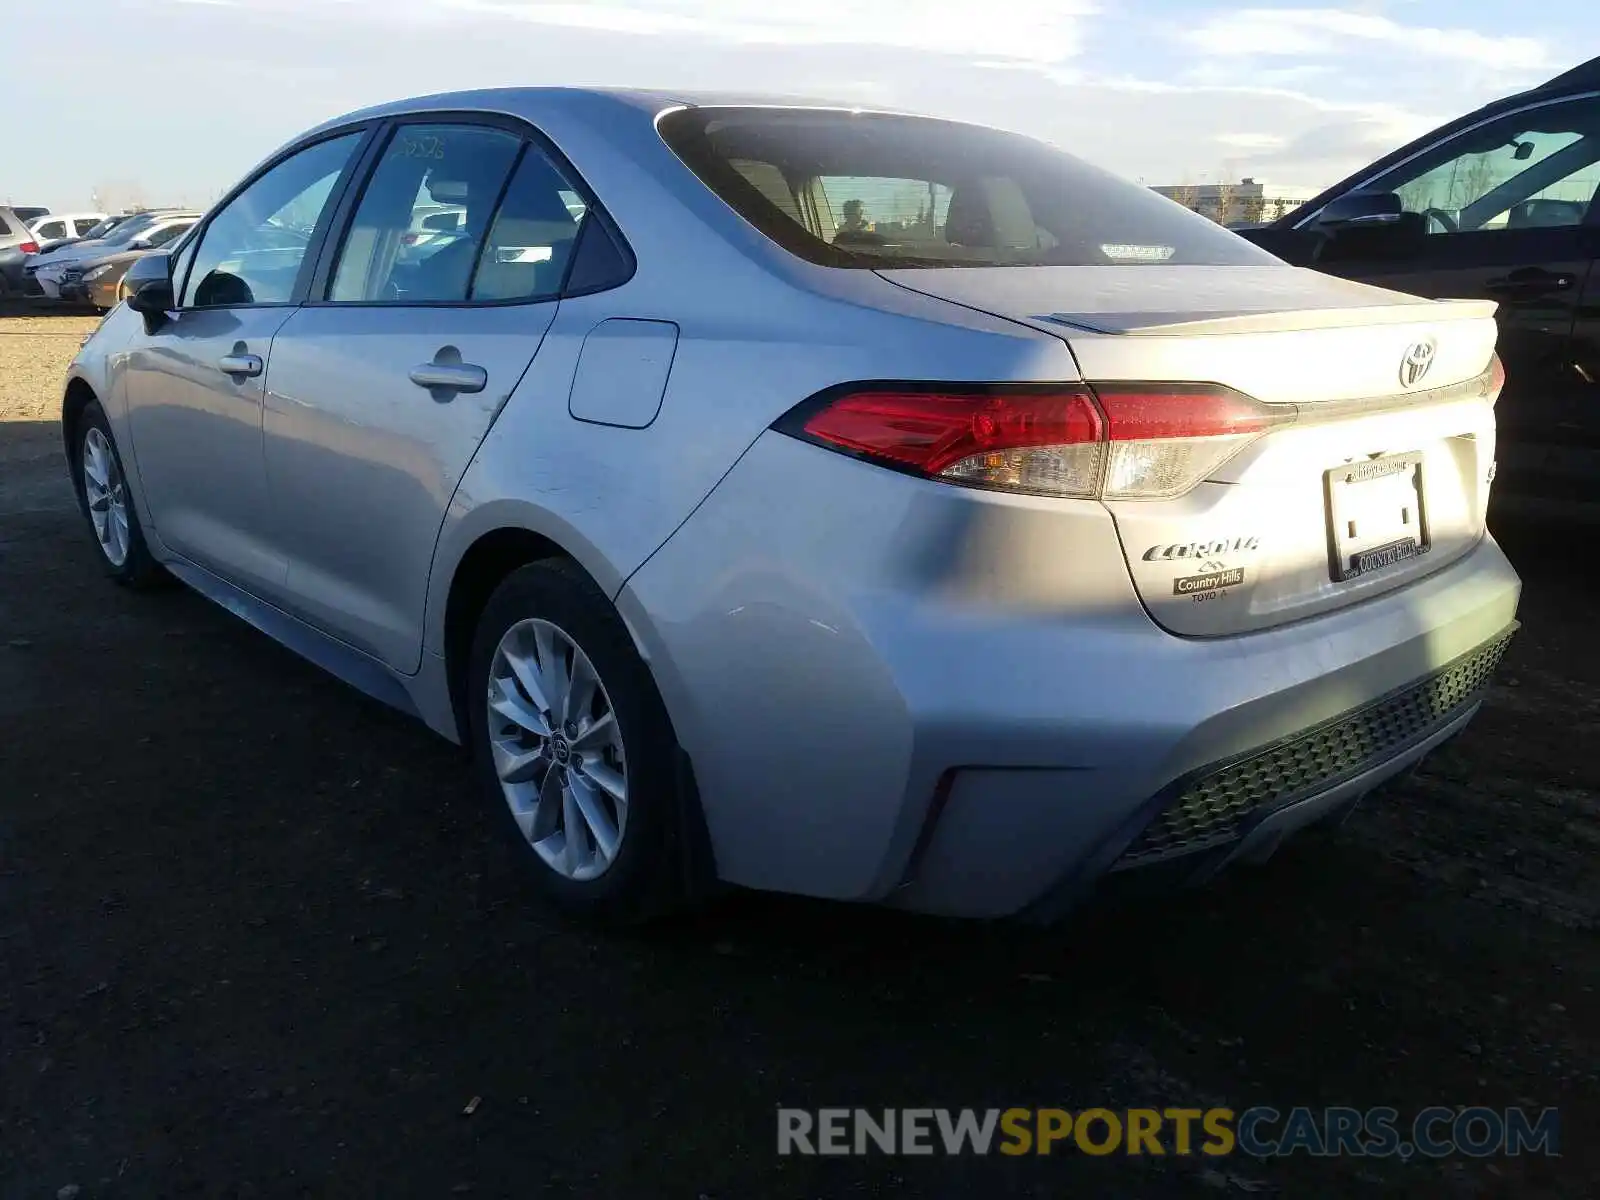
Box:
[485,617,629,881]
[82,427,130,567]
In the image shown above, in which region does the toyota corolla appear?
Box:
[61,88,1521,922]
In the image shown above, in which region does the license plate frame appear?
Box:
[1324,452,1430,583]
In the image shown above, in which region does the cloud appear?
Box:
[192,0,1097,63]
[1214,132,1288,152]
[1186,8,1550,71]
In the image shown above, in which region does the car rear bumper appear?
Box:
[619,431,1523,918]
[1014,625,1511,921]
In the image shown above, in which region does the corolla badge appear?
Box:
[1142,536,1260,562]
[1400,338,1437,388]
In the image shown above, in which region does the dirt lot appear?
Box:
[1,308,1596,1198]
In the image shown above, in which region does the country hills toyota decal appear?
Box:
[1143,536,1260,601]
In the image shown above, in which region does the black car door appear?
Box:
[1255,92,1600,503]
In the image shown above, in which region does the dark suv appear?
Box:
[1239,56,1600,510]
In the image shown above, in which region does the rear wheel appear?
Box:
[467,559,690,923]
[73,400,166,588]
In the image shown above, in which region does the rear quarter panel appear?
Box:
[422,267,1076,655]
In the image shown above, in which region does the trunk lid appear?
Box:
[879,265,1501,636]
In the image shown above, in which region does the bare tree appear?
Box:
[1213,179,1235,226]
[1237,195,1268,225]
[90,179,150,214]
[1170,183,1200,214]
[1452,154,1499,212]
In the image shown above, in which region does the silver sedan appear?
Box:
[62,88,1520,922]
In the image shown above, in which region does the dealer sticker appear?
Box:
[1174,567,1246,596]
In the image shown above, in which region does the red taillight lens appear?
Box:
[799,387,1108,497]
[786,383,1288,500]
[801,388,1102,472]
[1486,353,1505,405]
[1094,386,1276,441]
[19,241,39,255]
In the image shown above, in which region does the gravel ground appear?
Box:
[0,309,1595,1198]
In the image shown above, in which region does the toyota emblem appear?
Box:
[1400,338,1437,388]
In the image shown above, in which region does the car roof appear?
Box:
[320,85,919,126]
[1535,54,1600,94]
[284,86,932,160]
[1276,55,1600,226]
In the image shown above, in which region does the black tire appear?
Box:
[467,559,691,924]
[72,400,168,589]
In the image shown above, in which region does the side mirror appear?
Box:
[1315,191,1403,228]
[127,278,175,331]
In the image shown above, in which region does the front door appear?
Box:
[260,120,590,672]
[121,132,367,592]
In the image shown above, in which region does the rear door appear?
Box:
[259,117,592,672]
[1282,93,1600,500]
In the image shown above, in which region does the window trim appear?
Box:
[1293,90,1600,232]
[303,108,635,310]
[176,121,380,312]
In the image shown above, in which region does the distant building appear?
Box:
[1150,178,1315,226]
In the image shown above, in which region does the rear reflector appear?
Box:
[782,383,1288,500]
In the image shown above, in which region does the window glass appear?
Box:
[145,221,194,249]
[185,131,362,308]
[74,219,98,236]
[660,107,1277,268]
[0,212,15,236]
[37,220,66,240]
[102,215,155,247]
[168,230,198,300]
[328,124,522,303]
[469,148,587,302]
[1370,99,1600,233]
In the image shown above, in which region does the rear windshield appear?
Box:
[659,107,1277,269]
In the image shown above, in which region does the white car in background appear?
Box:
[27,211,200,300]
[28,212,109,250]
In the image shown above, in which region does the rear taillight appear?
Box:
[782,383,1291,501]
[19,241,38,255]
[1093,385,1292,500]
[798,387,1107,497]
[1486,353,1505,406]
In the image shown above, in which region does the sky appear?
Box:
[3,0,1595,213]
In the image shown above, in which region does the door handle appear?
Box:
[1485,269,1575,299]
[409,346,487,399]
[218,353,263,378]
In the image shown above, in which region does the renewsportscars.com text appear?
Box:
[777,1106,1560,1159]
